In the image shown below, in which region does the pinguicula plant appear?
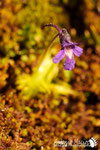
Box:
[42,23,83,71]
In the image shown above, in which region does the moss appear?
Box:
[0,0,100,149]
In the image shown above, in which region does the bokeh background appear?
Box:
[0,0,100,149]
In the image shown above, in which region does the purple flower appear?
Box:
[42,24,83,70]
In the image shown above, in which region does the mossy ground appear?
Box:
[0,0,100,149]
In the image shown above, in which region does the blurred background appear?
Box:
[0,0,100,149]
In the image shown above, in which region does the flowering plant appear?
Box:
[43,23,83,70]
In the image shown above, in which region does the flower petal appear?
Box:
[53,49,65,64]
[64,54,75,70]
[65,48,73,59]
[73,46,83,57]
